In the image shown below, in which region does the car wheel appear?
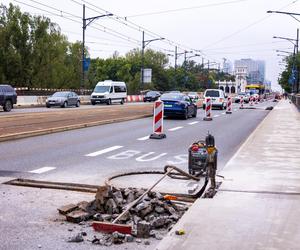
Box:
[76,101,80,107]
[61,101,67,108]
[3,100,12,112]
[107,99,112,105]
[120,98,124,105]
[91,101,96,105]
[192,107,197,117]
[46,104,50,108]
[183,108,189,120]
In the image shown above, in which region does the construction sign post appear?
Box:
[226,96,232,114]
[150,100,166,139]
[203,98,213,121]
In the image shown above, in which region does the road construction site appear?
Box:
[1,99,299,250]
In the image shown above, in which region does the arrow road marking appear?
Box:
[85,145,123,157]
[29,167,56,174]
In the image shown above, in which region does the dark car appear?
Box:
[46,91,80,108]
[160,93,197,119]
[143,91,161,102]
[0,84,17,112]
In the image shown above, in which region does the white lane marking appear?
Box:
[214,115,220,117]
[168,126,183,131]
[137,136,149,141]
[29,167,56,174]
[85,145,123,157]
[221,112,226,115]
[188,121,199,125]
[234,109,238,111]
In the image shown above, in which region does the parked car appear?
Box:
[234,92,250,103]
[160,93,197,119]
[143,91,161,102]
[187,92,199,102]
[91,80,127,105]
[46,91,80,108]
[202,89,227,110]
[0,84,17,112]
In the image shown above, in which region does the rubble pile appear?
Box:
[58,186,189,245]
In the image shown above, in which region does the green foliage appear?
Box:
[278,54,300,93]
[0,3,235,93]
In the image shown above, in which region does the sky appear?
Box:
[2,0,300,91]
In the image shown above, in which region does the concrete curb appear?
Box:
[0,114,151,142]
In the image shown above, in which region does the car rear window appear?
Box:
[160,93,183,101]
[205,90,220,97]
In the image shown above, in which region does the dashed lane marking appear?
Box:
[188,121,199,125]
[214,115,220,117]
[168,126,183,131]
[221,112,226,115]
[137,135,149,141]
[29,167,56,174]
[85,145,123,157]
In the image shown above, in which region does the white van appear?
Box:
[91,80,127,105]
[203,89,227,110]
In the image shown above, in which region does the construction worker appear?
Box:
[205,133,218,190]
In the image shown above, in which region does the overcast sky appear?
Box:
[2,0,300,90]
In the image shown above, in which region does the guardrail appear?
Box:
[289,94,300,110]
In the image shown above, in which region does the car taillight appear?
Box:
[191,145,199,152]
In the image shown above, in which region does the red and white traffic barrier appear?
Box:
[127,95,144,102]
[203,97,213,121]
[226,96,232,114]
[150,100,166,139]
[250,96,254,106]
[255,96,258,104]
[240,96,244,109]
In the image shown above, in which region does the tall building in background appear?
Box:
[222,58,233,74]
[234,59,265,84]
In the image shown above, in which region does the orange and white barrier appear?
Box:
[127,95,144,102]
[240,96,244,109]
[203,97,213,121]
[150,100,166,139]
[226,96,232,114]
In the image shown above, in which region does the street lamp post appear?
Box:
[82,4,113,93]
[273,29,299,92]
[141,31,164,88]
[267,10,300,23]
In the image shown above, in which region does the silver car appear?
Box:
[234,92,250,103]
[46,91,80,108]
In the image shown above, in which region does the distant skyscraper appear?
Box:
[234,59,265,84]
[222,58,233,74]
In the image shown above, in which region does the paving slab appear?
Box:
[157,100,300,250]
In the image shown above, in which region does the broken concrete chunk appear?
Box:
[95,186,110,205]
[68,233,84,243]
[137,221,151,238]
[58,204,78,215]
[124,234,134,242]
[113,191,124,207]
[139,205,153,218]
[66,210,90,223]
[105,198,118,215]
[154,206,165,214]
[150,216,169,229]
[126,192,135,203]
[101,214,112,221]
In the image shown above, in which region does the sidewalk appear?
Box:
[157,100,300,250]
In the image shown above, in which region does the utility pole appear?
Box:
[296,28,299,93]
[81,4,112,93]
[175,46,178,72]
[140,31,164,89]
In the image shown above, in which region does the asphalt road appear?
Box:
[0,100,276,192]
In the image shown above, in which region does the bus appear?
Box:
[245,84,265,95]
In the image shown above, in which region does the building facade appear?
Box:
[234,59,265,84]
